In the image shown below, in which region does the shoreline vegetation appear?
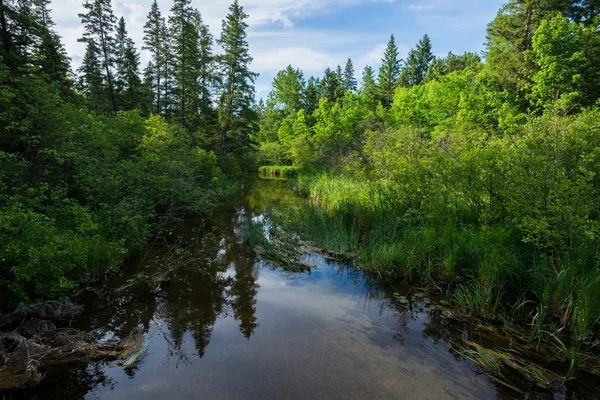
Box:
[250,1,600,387]
[258,165,299,177]
[1,0,599,392]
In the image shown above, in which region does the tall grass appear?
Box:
[288,172,600,369]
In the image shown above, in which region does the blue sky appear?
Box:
[53,0,506,98]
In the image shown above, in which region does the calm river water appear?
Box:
[8,178,599,400]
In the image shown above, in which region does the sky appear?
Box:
[52,0,506,98]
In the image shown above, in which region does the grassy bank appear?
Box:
[258,165,299,177]
[287,172,600,373]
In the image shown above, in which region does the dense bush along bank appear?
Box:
[0,0,258,304]
[253,1,600,370]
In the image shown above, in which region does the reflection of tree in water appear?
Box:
[9,362,114,400]
[228,245,259,339]
[157,184,267,356]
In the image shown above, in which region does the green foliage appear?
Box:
[377,34,402,107]
[0,69,226,303]
[527,14,600,110]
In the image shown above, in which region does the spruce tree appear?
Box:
[303,77,320,116]
[399,34,433,87]
[377,34,401,107]
[361,65,377,100]
[216,0,258,157]
[196,12,216,123]
[114,16,142,109]
[343,58,357,92]
[320,67,341,103]
[169,0,201,127]
[160,17,173,119]
[78,0,118,112]
[119,39,142,110]
[78,40,104,111]
[142,0,164,115]
[30,0,71,93]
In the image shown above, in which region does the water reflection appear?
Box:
[7,179,599,400]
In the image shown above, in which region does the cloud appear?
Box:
[52,0,503,97]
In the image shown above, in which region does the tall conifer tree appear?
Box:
[377,34,401,107]
[78,0,118,112]
[216,0,258,157]
[143,0,164,115]
[343,58,357,92]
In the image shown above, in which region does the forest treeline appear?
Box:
[256,0,600,356]
[0,0,258,302]
[1,0,600,360]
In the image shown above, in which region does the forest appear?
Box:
[0,0,600,389]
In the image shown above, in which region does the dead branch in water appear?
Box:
[0,302,134,390]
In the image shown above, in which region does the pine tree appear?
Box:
[377,34,402,107]
[303,76,319,116]
[169,0,201,127]
[321,67,342,103]
[343,58,357,92]
[114,16,142,109]
[160,18,173,119]
[216,0,258,157]
[78,40,104,111]
[399,34,433,87]
[196,12,216,123]
[120,40,142,110]
[142,0,164,115]
[361,65,377,100]
[30,0,71,93]
[78,0,118,112]
[1,0,37,71]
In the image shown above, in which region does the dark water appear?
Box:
[6,179,600,400]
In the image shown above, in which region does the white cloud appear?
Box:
[52,0,501,97]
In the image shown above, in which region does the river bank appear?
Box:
[3,177,599,399]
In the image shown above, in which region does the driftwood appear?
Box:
[0,302,131,389]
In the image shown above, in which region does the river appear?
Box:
[8,178,599,399]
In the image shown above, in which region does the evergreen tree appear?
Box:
[196,12,216,124]
[343,58,357,92]
[160,18,174,119]
[303,76,320,116]
[120,39,142,110]
[78,0,118,112]
[271,65,305,114]
[30,0,71,93]
[335,64,343,82]
[399,34,434,87]
[0,0,36,71]
[425,51,481,81]
[78,40,104,111]
[320,67,342,103]
[361,65,377,100]
[377,34,402,107]
[169,0,201,127]
[142,0,164,115]
[114,17,142,109]
[216,0,258,157]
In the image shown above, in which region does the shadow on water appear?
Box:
[5,178,600,400]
